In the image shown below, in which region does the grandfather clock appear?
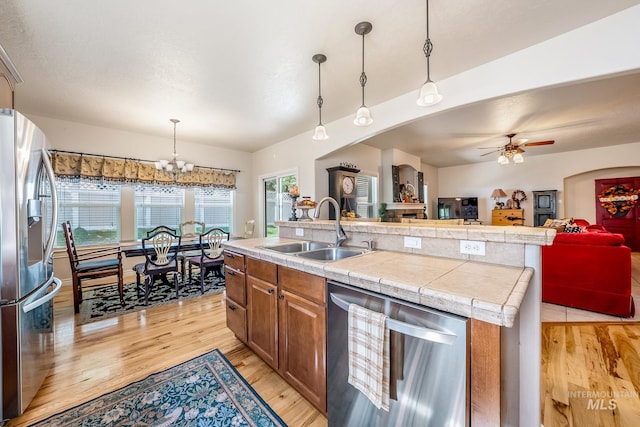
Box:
[327,166,360,219]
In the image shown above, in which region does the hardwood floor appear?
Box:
[7,285,327,427]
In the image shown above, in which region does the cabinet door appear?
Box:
[278,290,327,412]
[247,276,278,369]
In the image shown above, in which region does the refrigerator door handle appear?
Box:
[329,293,457,345]
[42,148,58,264]
[23,277,62,313]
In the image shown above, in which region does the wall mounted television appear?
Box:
[437,197,479,220]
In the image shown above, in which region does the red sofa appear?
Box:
[542,226,635,317]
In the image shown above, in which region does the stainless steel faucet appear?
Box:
[314,196,348,247]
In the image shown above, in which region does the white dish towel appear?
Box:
[347,303,390,411]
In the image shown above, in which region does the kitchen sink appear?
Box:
[262,241,332,253]
[295,247,368,262]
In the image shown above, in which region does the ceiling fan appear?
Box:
[479,133,555,164]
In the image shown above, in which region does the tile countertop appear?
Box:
[223,237,534,328]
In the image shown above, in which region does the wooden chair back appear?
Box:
[146,225,177,237]
[180,221,206,237]
[200,228,229,261]
[141,230,181,270]
[243,219,255,238]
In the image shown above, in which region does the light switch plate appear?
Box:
[404,236,422,249]
[460,240,485,256]
[295,228,304,236]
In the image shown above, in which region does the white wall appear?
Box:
[29,114,254,235]
[437,141,640,225]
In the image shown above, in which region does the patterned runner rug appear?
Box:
[78,275,225,324]
[29,349,287,426]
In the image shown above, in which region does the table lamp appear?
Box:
[491,188,508,208]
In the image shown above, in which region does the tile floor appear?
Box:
[541,252,640,322]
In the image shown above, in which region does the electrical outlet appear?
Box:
[404,236,422,249]
[460,240,485,256]
[295,228,304,236]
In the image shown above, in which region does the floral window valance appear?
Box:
[49,150,237,189]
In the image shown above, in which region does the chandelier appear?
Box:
[155,118,194,178]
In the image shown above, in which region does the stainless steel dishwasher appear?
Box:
[327,281,470,427]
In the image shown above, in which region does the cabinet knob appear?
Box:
[268,288,274,295]
[278,293,284,300]
[227,270,235,276]
[228,304,236,311]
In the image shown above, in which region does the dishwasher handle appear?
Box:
[330,293,457,345]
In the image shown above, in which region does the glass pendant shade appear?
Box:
[416,80,443,106]
[513,153,524,163]
[312,124,328,140]
[498,154,508,165]
[354,106,373,126]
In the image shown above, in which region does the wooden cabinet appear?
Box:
[224,250,247,343]
[492,208,524,226]
[242,257,328,413]
[278,266,326,412]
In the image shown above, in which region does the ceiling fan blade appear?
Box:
[522,140,555,147]
[480,149,501,157]
[477,146,503,150]
[516,147,525,153]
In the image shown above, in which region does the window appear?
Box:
[54,181,121,247]
[134,187,184,239]
[194,187,233,232]
[356,174,378,218]
[264,174,297,237]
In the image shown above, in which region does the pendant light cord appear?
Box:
[359,32,367,107]
[317,61,323,125]
[423,0,433,82]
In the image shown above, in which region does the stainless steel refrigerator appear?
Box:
[0,109,61,421]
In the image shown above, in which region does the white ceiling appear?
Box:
[1,0,639,166]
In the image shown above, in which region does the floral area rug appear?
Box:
[78,274,225,324]
[29,349,287,427]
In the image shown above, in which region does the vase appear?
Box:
[289,195,298,221]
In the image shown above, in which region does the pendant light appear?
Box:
[416,0,443,107]
[155,118,195,180]
[312,54,328,140]
[353,21,373,126]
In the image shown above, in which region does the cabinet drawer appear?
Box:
[225,298,247,343]
[279,266,326,305]
[247,257,278,283]
[224,250,245,272]
[225,266,246,306]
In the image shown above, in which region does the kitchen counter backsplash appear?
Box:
[276,220,555,268]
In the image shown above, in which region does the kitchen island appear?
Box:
[224,221,555,426]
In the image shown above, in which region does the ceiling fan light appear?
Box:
[513,153,524,163]
[312,124,329,140]
[354,106,373,126]
[416,81,443,106]
[498,154,508,165]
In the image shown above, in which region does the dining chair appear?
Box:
[134,229,181,305]
[62,221,124,314]
[186,228,229,293]
[132,226,179,288]
[178,220,206,279]
[243,219,255,238]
